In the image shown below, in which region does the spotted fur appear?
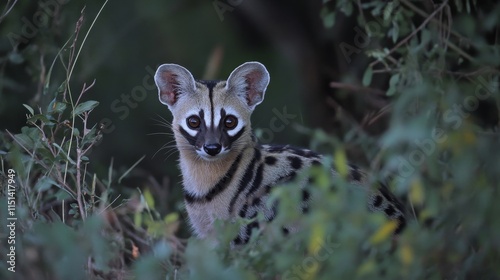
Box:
[154,62,406,244]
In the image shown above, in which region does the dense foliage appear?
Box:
[1,0,499,279]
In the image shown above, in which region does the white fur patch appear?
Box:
[213,107,222,130]
[224,107,245,136]
[180,109,202,137]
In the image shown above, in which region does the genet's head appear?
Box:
[154,62,270,161]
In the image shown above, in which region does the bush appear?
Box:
[1,0,499,279]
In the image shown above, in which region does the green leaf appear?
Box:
[362,66,373,87]
[48,99,68,114]
[340,1,353,16]
[14,127,40,150]
[81,126,97,146]
[57,81,67,93]
[321,7,335,28]
[27,114,51,124]
[143,188,155,209]
[390,21,399,43]
[35,176,58,192]
[386,73,400,96]
[73,100,99,116]
[15,134,34,149]
[52,143,76,165]
[383,2,395,22]
[54,189,72,200]
[334,149,348,178]
[23,104,35,115]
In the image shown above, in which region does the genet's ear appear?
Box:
[226,62,270,110]
[154,64,196,108]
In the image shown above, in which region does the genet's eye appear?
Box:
[224,115,238,130]
[187,116,201,129]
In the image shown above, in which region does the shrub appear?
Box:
[1,0,499,279]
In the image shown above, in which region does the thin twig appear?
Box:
[76,147,86,220]
[76,79,96,106]
[367,104,392,126]
[0,0,18,24]
[400,0,479,65]
[98,194,122,215]
[369,0,450,69]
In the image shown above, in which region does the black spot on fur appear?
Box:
[248,210,258,219]
[233,236,243,245]
[252,197,261,207]
[233,221,260,245]
[282,227,290,235]
[264,185,271,194]
[246,221,260,239]
[266,202,278,222]
[373,195,383,208]
[349,164,362,181]
[301,189,310,213]
[384,205,396,216]
[287,156,303,170]
[265,156,277,165]
[239,203,248,218]
[302,189,310,201]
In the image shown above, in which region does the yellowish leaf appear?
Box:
[164,212,179,224]
[303,262,320,280]
[357,260,376,276]
[308,223,326,255]
[143,188,155,209]
[399,244,414,265]
[334,149,348,178]
[418,209,433,223]
[370,220,397,244]
[133,211,142,227]
[409,178,424,205]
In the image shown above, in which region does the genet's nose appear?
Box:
[203,143,222,156]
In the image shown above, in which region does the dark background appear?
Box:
[1,0,386,199]
[2,1,500,279]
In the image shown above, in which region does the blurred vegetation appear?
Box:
[1,0,500,279]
